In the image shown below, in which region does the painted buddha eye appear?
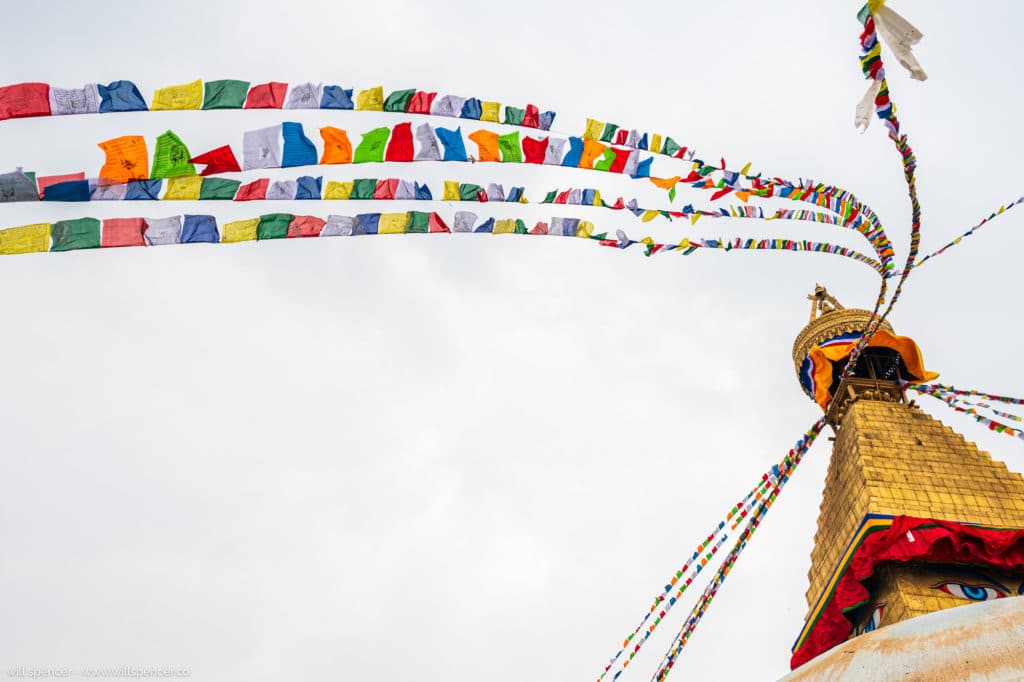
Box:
[862,604,884,634]
[933,581,1006,601]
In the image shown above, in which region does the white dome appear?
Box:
[780,596,1024,681]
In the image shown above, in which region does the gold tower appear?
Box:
[789,287,1024,669]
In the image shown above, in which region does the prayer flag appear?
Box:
[243,125,282,170]
[151,131,195,179]
[98,81,147,112]
[235,178,269,201]
[281,121,318,167]
[244,82,287,109]
[189,145,240,176]
[143,216,181,245]
[385,122,414,162]
[0,223,50,254]
[321,85,354,109]
[468,130,500,162]
[287,215,326,238]
[222,218,259,243]
[356,86,384,111]
[151,80,202,110]
[320,127,353,164]
[498,132,522,163]
[101,218,146,248]
[181,215,219,243]
[436,127,467,161]
[353,127,390,163]
[202,80,249,109]
[0,82,50,120]
[258,213,293,240]
[383,89,415,112]
[199,178,240,200]
[51,218,101,251]
[284,82,323,109]
[49,84,99,115]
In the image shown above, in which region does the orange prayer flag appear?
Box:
[467,129,500,162]
[320,126,352,164]
[650,175,682,190]
[98,135,149,184]
[579,139,607,169]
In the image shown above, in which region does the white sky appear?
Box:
[1,1,1022,680]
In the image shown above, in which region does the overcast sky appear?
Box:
[1,1,1022,680]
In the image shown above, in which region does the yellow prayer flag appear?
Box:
[677,237,691,249]
[163,176,203,200]
[640,236,654,245]
[592,190,602,206]
[378,213,409,234]
[222,218,259,243]
[443,180,460,201]
[480,101,500,123]
[584,118,604,141]
[493,219,516,234]
[576,221,594,238]
[0,222,51,255]
[690,214,702,225]
[740,162,752,175]
[324,181,354,200]
[356,86,384,111]
[641,210,659,223]
[151,79,203,110]
[650,134,662,155]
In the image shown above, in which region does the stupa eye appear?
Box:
[933,581,1006,601]
[862,604,884,634]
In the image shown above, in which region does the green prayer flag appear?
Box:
[599,123,619,143]
[151,131,195,179]
[459,183,483,201]
[202,79,249,110]
[594,148,617,172]
[51,218,100,252]
[668,186,677,202]
[497,132,522,163]
[257,213,293,240]
[199,178,241,200]
[383,89,415,113]
[351,178,377,200]
[542,190,557,203]
[406,211,430,234]
[353,127,391,164]
[503,106,525,126]
[513,219,527,234]
[662,136,681,157]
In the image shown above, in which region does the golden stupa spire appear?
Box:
[789,285,1024,670]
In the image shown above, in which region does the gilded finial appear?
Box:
[807,284,845,323]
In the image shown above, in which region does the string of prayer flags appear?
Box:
[913,195,1024,269]
[653,420,826,680]
[912,385,1024,441]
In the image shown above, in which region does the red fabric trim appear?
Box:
[791,515,1024,669]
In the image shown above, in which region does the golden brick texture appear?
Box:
[805,399,1024,616]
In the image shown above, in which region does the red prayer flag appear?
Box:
[407,91,437,114]
[244,82,287,109]
[384,122,414,162]
[428,212,450,233]
[38,172,86,199]
[615,129,629,145]
[373,178,399,200]
[234,178,269,201]
[189,145,241,176]
[522,136,549,164]
[0,82,50,120]
[607,147,632,174]
[529,221,549,235]
[522,104,539,128]
[287,215,326,238]
[102,218,146,248]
